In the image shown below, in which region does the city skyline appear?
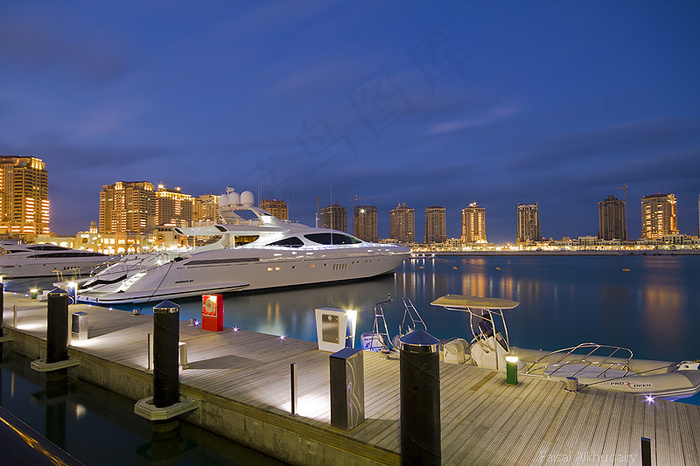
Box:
[1,2,699,243]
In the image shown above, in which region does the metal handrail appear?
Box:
[526,342,633,378]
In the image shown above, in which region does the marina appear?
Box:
[3,290,700,465]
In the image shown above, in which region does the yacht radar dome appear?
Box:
[240,191,254,206]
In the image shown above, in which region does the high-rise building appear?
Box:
[99,181,156,234]
[425,206,447,244]
[354,205,377,242]
[320,203,348,232]
[0,156,50,237]
[260,198,288,220]
[598,195,627,240]
[516,203,541,244]
[390,203,415,243]
[462,202,486,243]
[193,194,219,224]
[641,193,678,239]
[156,184,193,228]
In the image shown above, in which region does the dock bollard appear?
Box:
[46,288,69,364]
[641,437,651,466]
[399,329,441,466]
[0,282,4,334]
[565,376,579,392]
[153,300,180,408]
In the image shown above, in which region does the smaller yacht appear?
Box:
[0,241,115,280]
[430,294,700,400]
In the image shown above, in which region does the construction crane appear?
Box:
[315,197,323,228]
[614,183,628,204]
[614,184,629,238]
[351,194,379,207]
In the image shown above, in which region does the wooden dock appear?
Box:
[3,292,700,465]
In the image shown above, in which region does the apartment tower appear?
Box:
[353,205,378,242]
[156,184,193,228]
[260,199,289,220]
[516,203,541,244]
[598,194,627,240]
[425,206,447,244]
[99,181,156,234]
[320,203,348,233]
[390,203,415,243]
[0,156,50,238]
[641,193,678,239]
[461,202,487,243]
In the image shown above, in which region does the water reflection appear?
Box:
[0,348,287,465]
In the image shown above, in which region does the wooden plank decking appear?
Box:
[3,292,700,465]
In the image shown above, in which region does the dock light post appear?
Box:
[505,354,519,385]
[153,300,180,408]
[399,328,441,466]
[46,288,69,364]
[30,288,38,299]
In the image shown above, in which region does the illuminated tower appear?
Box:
[320,203,348,232]
[99,181,156,234]
[353,205,377,242]
[390,203,415,243]
[516,203,541,244]
[641,193,678,239]
[260,199,288,220]
[156,184,193,228]
[598,195,627,240]
[462,202,486,243]
[0,156,50,238]
[193,194,219,224]
[425,206,447,244]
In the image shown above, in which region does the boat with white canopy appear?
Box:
[431,294,700,400]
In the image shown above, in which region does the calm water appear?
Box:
[94,254,699,362]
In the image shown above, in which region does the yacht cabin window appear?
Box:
[304,233,362,245]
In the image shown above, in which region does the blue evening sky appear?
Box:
[1,1,699,243]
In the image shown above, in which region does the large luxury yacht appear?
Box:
[0,241,114,279]
[77,190,410,304]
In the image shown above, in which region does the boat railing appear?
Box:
[525,342,633,378]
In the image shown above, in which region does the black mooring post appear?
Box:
[0,282,4,334]
[46,288,69,364]
[153,300,180,408]
[641,437,651,466]
[399,329,441,466]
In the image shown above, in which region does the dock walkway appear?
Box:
[3,293,699,465]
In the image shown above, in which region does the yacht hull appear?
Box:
[78,246,408,304]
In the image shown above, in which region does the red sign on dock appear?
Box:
[202,294,223,332]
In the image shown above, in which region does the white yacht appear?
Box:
[77,190,410,304]
[0,241,115,279]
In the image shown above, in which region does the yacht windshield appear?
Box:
[268,237,304,248]
[304,233,362,245]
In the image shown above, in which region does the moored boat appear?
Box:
[430,294,700,400]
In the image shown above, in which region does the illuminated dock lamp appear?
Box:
[505,354,519,385]
[66,282,78,304]
[30,288,38,299]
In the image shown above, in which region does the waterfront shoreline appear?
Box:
[421,249,700,256]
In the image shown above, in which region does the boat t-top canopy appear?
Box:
[431,294,520,311]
